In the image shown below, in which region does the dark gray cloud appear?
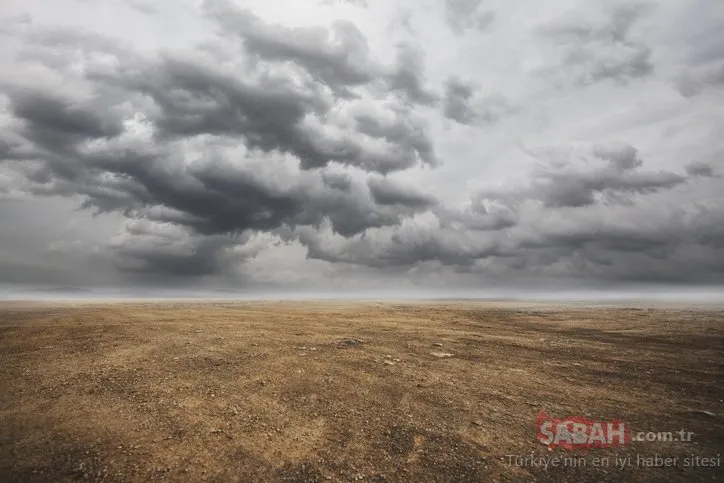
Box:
[292,142,723,286]
[353,109,437,167]
[477,144,689,209]
[0,15,440,261]
[676,63,724,97]
[685,161,717,178]
[297,222,500,269]
[321,171,352,191]
[0,0,723,292]
[367,176,437,208]
[385,43,439,106]
[508,200,724,284]
[592,143,642,170]
[442,77,512,125]
[297,199,724,285]
[205,1,375,93]
[3,118,433,239]
[539,4,654,85]
[110,225,239,277]
[444,0,495,35]
[436,193,518,231]
[113,56,344,169]
[442,77,476,123]
[204,1,439,108]
[0,11,440,231]
[8,89,123,143]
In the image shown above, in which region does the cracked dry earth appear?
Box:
[0,300,722,482]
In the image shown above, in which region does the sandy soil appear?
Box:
[0,300,722,482]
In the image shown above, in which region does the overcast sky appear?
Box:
[0,0,723,297]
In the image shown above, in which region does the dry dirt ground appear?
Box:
[0,300,722,482]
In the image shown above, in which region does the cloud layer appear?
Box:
[0,0,723,295]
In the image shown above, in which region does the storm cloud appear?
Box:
[0,0,722,294]
[478,144,690,209]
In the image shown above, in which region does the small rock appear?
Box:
[430,352,454,358]
[383,360,396,366]
[336,338,364,348]
[432,343,443,347]
[689,410,716,417]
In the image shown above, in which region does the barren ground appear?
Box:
[0,300,722,482]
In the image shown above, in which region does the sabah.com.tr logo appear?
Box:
[537,412,629,450]
[536,412,697,450]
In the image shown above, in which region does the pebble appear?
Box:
[430,352,454,358]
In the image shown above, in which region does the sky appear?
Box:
[0,0,723,298]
